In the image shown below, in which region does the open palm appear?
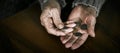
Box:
[60,5,96,50]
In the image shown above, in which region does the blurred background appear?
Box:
[0,0,120,53]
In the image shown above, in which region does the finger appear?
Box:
[62,28,73,34]
[66,21,74,24]
[51,8,64,29]
[40,9,51,26]
[60,33,73,44]
[65,35,79,48]
[71,33,88,50]
[65,23,76,28]
[88,26,95,37]
[47,28,66,36]
[86,16,96,37]
[43,17,65,36]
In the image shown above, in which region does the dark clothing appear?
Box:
[73,0,105,16]
[39,0,105,16]
[0,0,105,19]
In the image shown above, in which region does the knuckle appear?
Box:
[47,29,53,34]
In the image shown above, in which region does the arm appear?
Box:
[38,0,66,10]
[72,0,105,16]
[60,0,106,50]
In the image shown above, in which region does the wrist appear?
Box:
[76,4,97,17]
[43,0,61,11]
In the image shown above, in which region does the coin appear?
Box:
[73,32,82,37]
[80,24,87,30]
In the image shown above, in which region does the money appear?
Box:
[80,24,87,30]
[73,32,82,37]
[75,20,87,30]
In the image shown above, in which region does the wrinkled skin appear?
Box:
[60,5,96,50]
[40,0,96,50]
[40,0,74,36]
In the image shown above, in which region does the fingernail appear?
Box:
[62,40,66,44]
[65,44,71,48]
[89,31,95,37]
[66,24,76,27]
[92,33,95,37]
[58,24,64,29]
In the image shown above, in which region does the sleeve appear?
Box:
[38,0,66,10]
[72,0,105,16]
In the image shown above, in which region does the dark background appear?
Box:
[0,0,120,53]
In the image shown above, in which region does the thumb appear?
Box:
[88,26,95,37]
[86,16,96,37]
[51,8,64,29]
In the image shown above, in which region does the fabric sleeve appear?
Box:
[72,0,105,16]
[38,0,66,10]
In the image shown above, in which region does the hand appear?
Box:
[60,5,96,50]
[40,1,72,36]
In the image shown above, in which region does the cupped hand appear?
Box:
[60,5,96,50]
